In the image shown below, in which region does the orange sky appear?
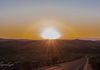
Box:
[0,18,100,40]
[0,0,100,40]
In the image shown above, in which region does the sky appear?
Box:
[0,0,100,40]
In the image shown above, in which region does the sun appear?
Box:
[41,27,61,39]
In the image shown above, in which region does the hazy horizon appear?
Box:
[0,0,100,40]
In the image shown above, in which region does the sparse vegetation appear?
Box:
[0,39,100,70]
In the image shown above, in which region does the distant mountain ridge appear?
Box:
[0,39,100,54]
[0,38,100,62]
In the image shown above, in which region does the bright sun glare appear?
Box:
[41,27,61,39]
